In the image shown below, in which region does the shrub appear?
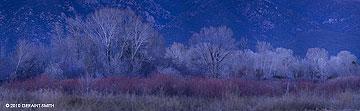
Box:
[4,74,360,98]
[3,76,57,90]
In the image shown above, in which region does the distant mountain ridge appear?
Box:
[0,0,359,56]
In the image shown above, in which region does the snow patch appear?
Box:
[323,18,345,24]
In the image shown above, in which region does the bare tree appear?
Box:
[328,51,358,77]
[189,26,238,78]
[253,41,273,79]
[165,42,187,63]
[122,10,163,75]
[51,16,102,78]
[85,8,124,64]
[272,48,296,77]
[306,48,329,78]
[51,8,164,77]
[12,39,36,79]
[289,58,307,79]
[230,49,256,78]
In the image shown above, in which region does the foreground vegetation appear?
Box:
[2,74,360,110]
[1,88,360,111]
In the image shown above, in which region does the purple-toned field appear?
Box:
[2,74,360,110]
[4,74,360,97]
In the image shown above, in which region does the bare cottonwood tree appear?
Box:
[190,26,238,78]
[121,10,163,75]
[254,41,273,79]
[272,48,296,77]
[328,51,358,77]
[165,42,187,63]
[12,39,35,79]
[85,8,124,64]
[61,16,101,77]
[289,58,308,79]
[52,7,164,77]
[306,48,329,78]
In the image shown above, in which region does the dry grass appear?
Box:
[5,75,360,97]
[3,75,360,110]
[1,88,360,111]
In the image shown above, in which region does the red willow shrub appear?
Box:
[3,76,57,90]
[143,74,188,95]
[320,76,360,93]
[187,76,231,97]
[3,74,360,97]
[57,78,81,93]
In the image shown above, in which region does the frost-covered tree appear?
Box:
[272,48,296,77]
[231,49,256,78]
[11,40,49,80]
[12,40,35,79]
[51,16,101,78]
[51,7,164,77]
[289,58,308,79]
[120,9,165,75]
[328,51,358,77]
[253,42,297,79]
[84,8,124,64]
[253,41,273,79]
[189,26,238,78]
[306,48,329,78]
[165,42,187,63]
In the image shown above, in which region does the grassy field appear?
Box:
[2,75,360,110]
[1,89,360,111]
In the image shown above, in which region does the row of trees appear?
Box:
[164,27,359,79]
[0,8,359,82]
